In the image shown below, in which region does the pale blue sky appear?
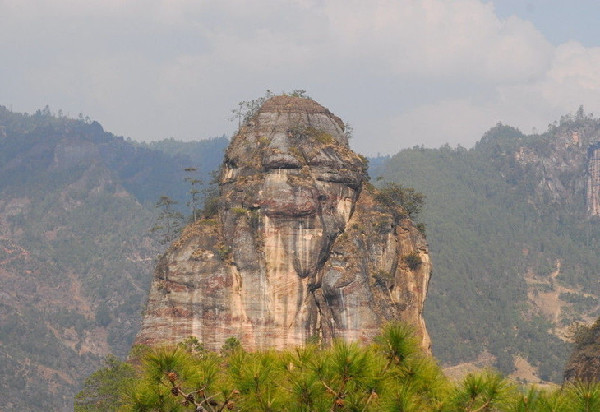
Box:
[492,1,600,46]
[1,1,599,155]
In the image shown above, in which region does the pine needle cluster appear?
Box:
[75,323,600,411]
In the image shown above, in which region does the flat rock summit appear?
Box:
[135,95,432,351]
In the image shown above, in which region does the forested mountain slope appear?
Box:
[5,101,600,409]
[0,107,227,411]
[376,110,600,382]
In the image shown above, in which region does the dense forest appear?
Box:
[375,111,600,382]
[0,106,227,410]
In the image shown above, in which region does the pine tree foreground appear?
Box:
[75,323,600,411]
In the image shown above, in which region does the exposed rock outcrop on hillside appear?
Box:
[502,115,600,214]
[135,96,431,351]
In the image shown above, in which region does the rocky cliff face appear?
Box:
[135,96,431,351]
[506,115,600,215]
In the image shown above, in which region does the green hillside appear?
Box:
[377,113,600,382]
[0,106,227,410]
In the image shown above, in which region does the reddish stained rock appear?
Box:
[135,95,431,352]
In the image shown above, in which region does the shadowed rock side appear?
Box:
[135,95,431,351]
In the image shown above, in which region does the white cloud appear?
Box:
[383,39,600,153]
[322,0,552,81]
[1,0,600,154]
[545,42,600,96]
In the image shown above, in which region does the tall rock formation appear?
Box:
[135,96,431,351]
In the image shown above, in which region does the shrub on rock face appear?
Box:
[403,251,422,271]
[375,182,425,219]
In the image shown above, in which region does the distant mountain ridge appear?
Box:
[377,110,600,383]
[0,106,227,411]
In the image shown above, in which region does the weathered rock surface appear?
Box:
[135,96,431,351]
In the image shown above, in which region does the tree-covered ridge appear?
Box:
[377,111,600,382]
[76,324,600,412]
[0,105,229,208]
[0,106,227,410]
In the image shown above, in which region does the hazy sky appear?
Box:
[2,1,600,155]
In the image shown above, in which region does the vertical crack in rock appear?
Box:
[135,95,432,352]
